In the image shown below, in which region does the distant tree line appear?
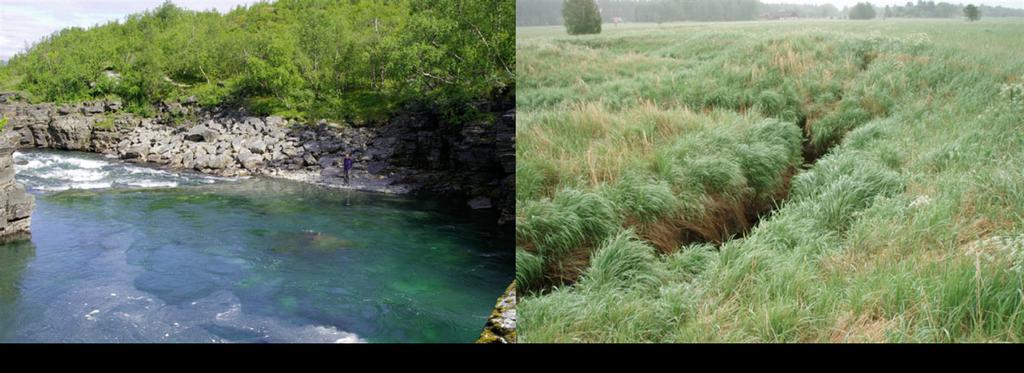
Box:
[759,3,840,18]
[635,0,761,23]
[518,0,565,26]
[518,0,764,26]
[517,0,1024,26]
[881,1,1024,19]
[849,2,877,19]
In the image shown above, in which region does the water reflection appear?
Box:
[0,238,35,337]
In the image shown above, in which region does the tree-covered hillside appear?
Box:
[0,0,514,123]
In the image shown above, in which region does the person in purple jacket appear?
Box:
[342,153,354,185]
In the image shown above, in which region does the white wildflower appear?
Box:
[1000,77,1024,106]
[965,234,1024,274]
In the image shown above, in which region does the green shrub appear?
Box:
[964,4,981,21]
[516,249,546,292]
[516,188,619,259]
[562,0,602,35]
[0,0,515,124]
[580,229,661,292]
[94,114,115,130]
[604,171,679,224]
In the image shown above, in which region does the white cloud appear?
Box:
[0,0,263,60]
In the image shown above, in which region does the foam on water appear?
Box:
[64,158,107,169]
[126,166,171,176]
[124,181,179,188]
[40,169,108,182]
[14,149,226,192]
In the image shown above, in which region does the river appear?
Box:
[0,149,513,343]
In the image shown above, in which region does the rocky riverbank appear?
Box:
[0,130,34,240]
[0,93,514,225]
[477,281,516,344]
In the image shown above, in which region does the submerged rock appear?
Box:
[476,281,516,344]
[270,230,362,253]
[467,196,492,210]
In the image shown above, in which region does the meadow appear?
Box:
[516,18,1024,342]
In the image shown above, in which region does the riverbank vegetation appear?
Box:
[517,19,1024,342]
[0,0,514,123]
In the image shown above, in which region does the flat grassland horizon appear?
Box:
[515,18,1024,342]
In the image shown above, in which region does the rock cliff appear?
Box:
[0,130,34,240]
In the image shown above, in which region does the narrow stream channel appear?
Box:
[0,149,514,343]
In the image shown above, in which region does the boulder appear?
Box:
[123,144,148,160]
[237,150,262,171]
[184,127,219,142]
[366,161,387,175]
[47,116,94,150]
[244,117,267,133]
[80,102,105,115]
[302,153,317,166]
[231,138,245,153]
[247,140,267,154]
[265,116,286,128]
[467,196,493,210]
[208,154,233,170]
[303,142,322,155]
[320,167,343,178]
[182,151,196,169]
[193,154,211,169]
[282,146,301,158]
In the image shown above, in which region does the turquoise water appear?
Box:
[0,150,513,343]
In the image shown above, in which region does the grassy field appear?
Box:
[516,18,1024,342]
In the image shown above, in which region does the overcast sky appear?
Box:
[763,0,1024,8]
[0,0,263,60]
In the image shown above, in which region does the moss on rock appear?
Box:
[476,281,516,343]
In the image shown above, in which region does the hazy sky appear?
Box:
[0,0,263,60]
[762,0,1024,9]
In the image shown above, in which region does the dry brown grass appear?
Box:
[829,312,895,342]
[519,103,703,196]
[770,40,813,76]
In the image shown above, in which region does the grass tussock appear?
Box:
[518,19,1024,342]
[517,105,802,292]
